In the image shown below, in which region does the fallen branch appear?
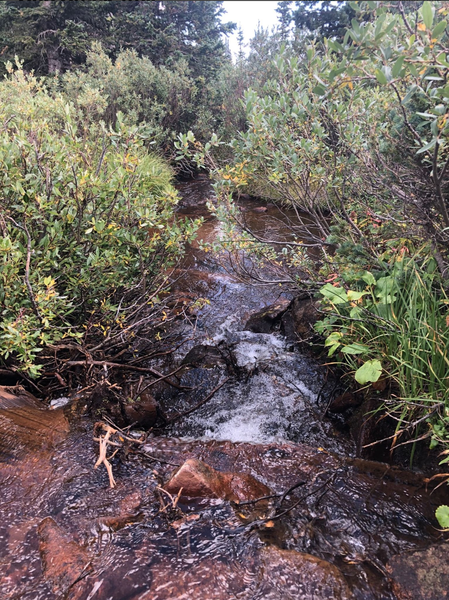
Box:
[94,423,117,488]
[64,360,188,390]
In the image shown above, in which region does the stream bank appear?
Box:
[1,177,448,599]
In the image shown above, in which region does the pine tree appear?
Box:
[0,0,235,77]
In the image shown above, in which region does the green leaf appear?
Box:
[313,85,326,96]
[402,85,417,105]
[432,20,447,39]
[347,290,367,301]
[375,69,388,85]
[392,56,405,78]
[362,271,376,286]
[319,283,348,304]
[416,112,438,119]
[341,343,370,355]
[422,1,434,29]
[355,360,382,384]
[436,505,449,529]
[325,331,344,346]
[416,138,437,154]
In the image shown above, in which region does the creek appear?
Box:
[0,177,447,600]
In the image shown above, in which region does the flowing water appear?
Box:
[0,176,447,600]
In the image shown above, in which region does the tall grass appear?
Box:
[317,251,449,453]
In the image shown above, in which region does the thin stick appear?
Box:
[64,360,187,390]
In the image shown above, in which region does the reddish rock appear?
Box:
[387,543,449,600]
[256,546,351,600]
[98,491,143,531]
[165,458,270,502]
[38,517,90,597]
[124,391,158,428]
[0,385,69,457]
[245,299,291,333]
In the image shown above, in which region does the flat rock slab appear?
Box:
[0,385,69,459]
[38,517,90,598]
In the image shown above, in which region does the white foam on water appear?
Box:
[181,369,308,443]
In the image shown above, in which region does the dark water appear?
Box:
[1,177,448,599]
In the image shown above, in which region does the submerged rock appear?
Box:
[38,517,90,598]
[245,299,291,334]
[165,457,270,502]
[387,543,449,600]
[124,391,159,429]
[256,546,351,600]
[139,546,350,600]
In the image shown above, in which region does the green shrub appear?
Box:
[0,64,199,376]
[315,249,449,454]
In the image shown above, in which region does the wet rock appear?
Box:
[137,547,350,600]
[124,391,159,428]
[328,392,362,413]
[256,546,351,600]
[98,490,143,531]
[181,345,228,369]
[349,397,393,460]
[38,517,90,598]
[245,299,291,333]
[0,385,69,458]
[387,543,449,600]
[281,295,320,342]
[165,457,270,502]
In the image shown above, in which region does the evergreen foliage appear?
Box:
[0,0,235,76]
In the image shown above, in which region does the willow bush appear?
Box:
[0,63,199,376]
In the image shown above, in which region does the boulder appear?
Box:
[387,543,449,600]
[124,391,159,429]
[0,385,69,458]
[284,295,320,340]
[164,457,270,503]
[245,299,291,334]
[181,345,228,369]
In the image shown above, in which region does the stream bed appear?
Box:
[1,177,448,599]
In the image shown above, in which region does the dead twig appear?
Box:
[64,360,188,390]
[94,423,117,488]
